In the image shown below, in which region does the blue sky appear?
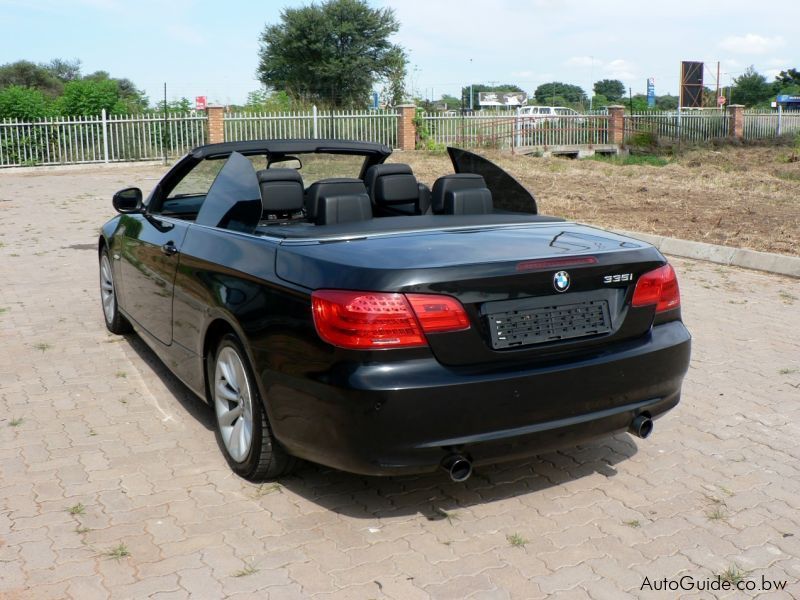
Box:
[1,0,798,106]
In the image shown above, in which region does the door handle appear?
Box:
[161,242,179,256]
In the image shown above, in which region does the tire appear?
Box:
[99,247,132,334]
[211,334,295,480]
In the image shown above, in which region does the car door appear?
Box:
[117,158,224,345]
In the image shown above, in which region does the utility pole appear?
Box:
[715,61,720,108]
[469,58,474,111]
[162,82,168,164]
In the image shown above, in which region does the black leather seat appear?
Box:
[364,163,431,216]
[257,168,304,221]
[305,178,372,225]
[431,173,493,215]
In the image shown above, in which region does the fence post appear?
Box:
[101,109,110,163]
[777,104,783,136]
[607,105,625,146]
[728,105,744,140]
[207,106,225,144]
[312,105,318,138]
[395,104,417,150]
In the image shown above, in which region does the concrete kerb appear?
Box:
[1,160,165,175]
[615,229,800,278]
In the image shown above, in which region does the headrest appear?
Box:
[257,168,303,184]
[431,173,487,213]
[374,173,419,205]
[316,193,372,225]
[364,163,413,195]
[256,169,304,213]
[305,178,369,220]
[444,188,493,215]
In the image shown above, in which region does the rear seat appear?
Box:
[431,173,493,215]
[257,168,305,222]
[305,178,372,225]
[364,163,431,216]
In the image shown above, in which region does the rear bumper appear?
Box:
[266,321,691,476]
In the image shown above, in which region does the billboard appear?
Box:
[647,78,655,108]
[478,91,528,107]
[680,62,704,108]
[195,96,207,111]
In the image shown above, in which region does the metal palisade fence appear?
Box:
[0,110,207,167]
[743,109,800,138]
[420,112,610,149]
[224,107,398,148]
[625,109,730,142]
[2,107,800,168]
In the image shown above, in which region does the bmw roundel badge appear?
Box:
[553,270,570,292]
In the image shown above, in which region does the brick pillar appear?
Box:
[207,106,225,144]
[728,104,745,139]
[395,104,417,151]
[607,105,625,146]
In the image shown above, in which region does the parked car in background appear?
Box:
[519,106,586,127]
[98,140,691,482]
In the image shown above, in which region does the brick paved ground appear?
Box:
[1,165,799,599]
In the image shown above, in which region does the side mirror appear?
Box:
[112,187,143,214]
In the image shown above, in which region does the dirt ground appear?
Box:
[394,145,800,256]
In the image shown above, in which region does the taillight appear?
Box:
[632,264,680,313]
[311,290,470,349]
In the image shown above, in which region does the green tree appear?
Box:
[775,68,800,87]
[243,89,294,112]
[655,94,679,110]
[0,85,52,119]
[46,58,82,82]
[56,79,124,115]
[593,79,624,101]
[0,60,63,96]
[731,66,772,107]
[534,82,587,105]
[257,0,407,108]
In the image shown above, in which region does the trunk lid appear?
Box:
[276,223,667,366]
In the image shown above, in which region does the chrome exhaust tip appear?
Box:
[629,414,654,439]
[441,454,473,482]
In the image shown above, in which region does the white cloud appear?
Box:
[718,33,784,55]
[604,59,636,81]
[511,70,534,78]
[566,56,595,68]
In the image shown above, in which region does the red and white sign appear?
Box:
[717,95,726,107]
[195,96,207,111]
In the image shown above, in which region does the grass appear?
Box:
[506,533,528,548]
[0,307,8,315]
[778,368,797,375]
[624,519,642,528]
[719,564,747,585]
[251,483,282,498]
[706,506,727,521]
[104,543,130,561]
[8,418,23,427]
[779,290,797,304]
[67,502,86,515]
[75,526,90,534]
[115,371,127,378]
[33,342,51,352]
[232,564,259,578]
[589,154,670,167]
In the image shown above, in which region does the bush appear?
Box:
[0,85,51,120]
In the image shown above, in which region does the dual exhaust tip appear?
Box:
[441,415,653,482]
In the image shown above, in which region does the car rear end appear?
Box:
[266,223,691,477]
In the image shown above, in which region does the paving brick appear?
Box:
[1,169,799,600]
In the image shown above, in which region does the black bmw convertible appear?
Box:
[98,140,691,481]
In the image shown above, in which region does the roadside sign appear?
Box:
[717,95,726,107]
[195,96,207,111]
